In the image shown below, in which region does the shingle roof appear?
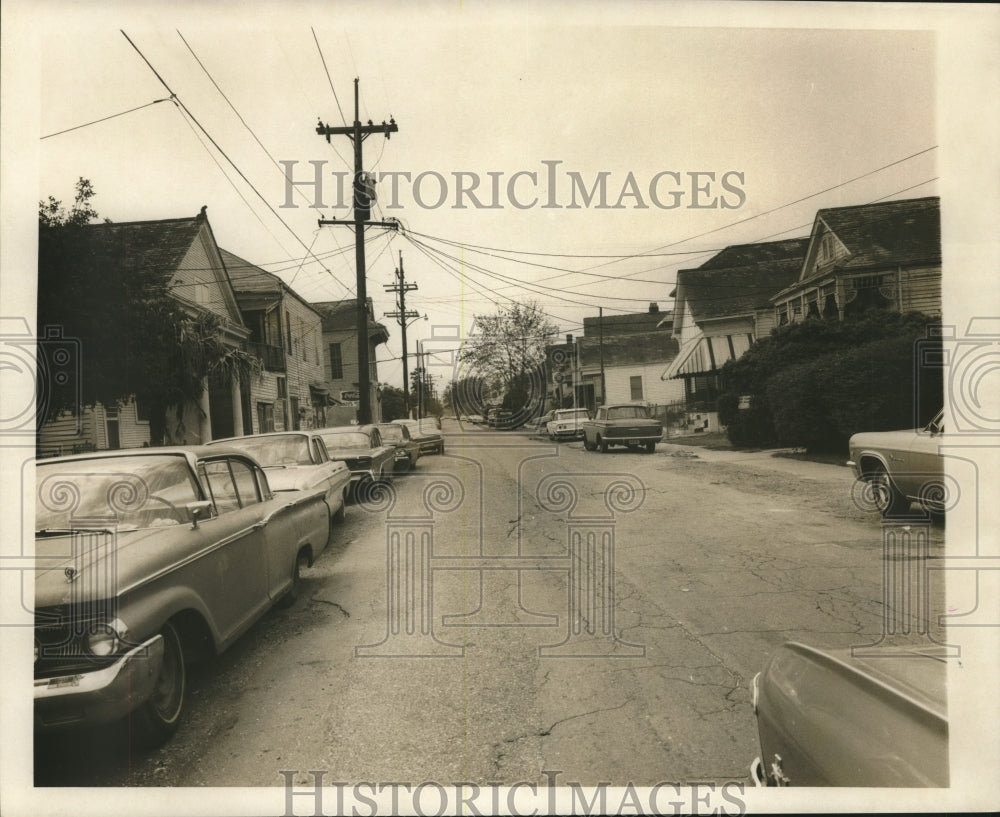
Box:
[80,217,203,276]
[577,330,678,367]
[678,237,809,323]
[815,196,940,271]
[220,248,283,294]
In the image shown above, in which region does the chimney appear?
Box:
[649,302,659,313]
[198,205,208,221]
[565,334,574,345]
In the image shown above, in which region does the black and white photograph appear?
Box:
[2,1,998,814]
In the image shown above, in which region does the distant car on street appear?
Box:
[33,447,330,746]
[547,408,591,441]
[582,403,662,452]
[318,425,396,496]
[207,431,351,525]
[847,409,948,518]
[393,419,445,455]
[376,422,421,473]
[750,641,948,787]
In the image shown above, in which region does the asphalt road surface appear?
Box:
[34,419,946,789]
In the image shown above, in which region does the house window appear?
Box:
[629,375,643,401]
[277,376,287,398]
[777,304,788,326]
[134,399,150,423]
[257,402,275,433]
[329,343,343,380]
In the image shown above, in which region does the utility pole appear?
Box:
[316,78,398,425]
[598,306,606,407]
[384,251,419,418]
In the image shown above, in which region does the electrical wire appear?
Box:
[41,98,173,140]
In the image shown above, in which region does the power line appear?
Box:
[41,98,173,140]
[121,29,355,299]
[311,27,348,127]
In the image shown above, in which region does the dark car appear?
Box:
[581,403,662,452]
[317,425,396,496]
[392,419,444,455]
[376,422,421,472]
[750,641,948,787]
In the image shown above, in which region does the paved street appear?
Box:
[35,419,946,789]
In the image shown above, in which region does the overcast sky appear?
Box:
[16,4,948,391]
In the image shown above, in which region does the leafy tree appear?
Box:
[38,178,261,445]
[379,385,407,421]
[459,301,558,423]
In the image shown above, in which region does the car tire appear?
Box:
[332,497,346,524]
[645,441,656,453]
[870,466,910,517]
[129,621,186,747]
[583,436,594,451]
[277,550,310,609]
[598,435,608,453]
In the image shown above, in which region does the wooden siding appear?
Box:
[605,363,685,405]
[899,266,942,315]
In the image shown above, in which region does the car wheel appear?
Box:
[583,436,594,451]
[332,496,346,523]
[645,441,656,453]
[598,435,608,453]
[278,550,310,609]
[870,466,909,517]
[129,621,186,747]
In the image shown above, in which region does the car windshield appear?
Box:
[555,410,588,421]
[379,425,404,442]
[606,406,649,420]
[322,431,370,449]
[216,435,311,467]
[36,454,200,532]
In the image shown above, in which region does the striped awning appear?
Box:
[662,332,753,379]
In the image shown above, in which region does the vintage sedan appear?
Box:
[847,409,947,518]
[392,419,445,455]
[33,447,330,746]
[376,422,421,473]
[318,425,396,495]
[547,408,591,441]
[207,431,351,531]
[582,403,662,452]
[750,641,948,787]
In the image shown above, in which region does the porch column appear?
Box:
[199,377,212,442]
[231,377,244,437]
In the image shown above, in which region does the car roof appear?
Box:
[36,445,250,466]
[208,431,314,443]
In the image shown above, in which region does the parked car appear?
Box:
[393,419,445,455]
[317,425,396,495]
[207,431,351,527]
[33,447,330,745]
[486,408,517,430]
[581,403,662,452]
[847,409,947,518]
[750,641,948,787]
[547,408,591,441]
[376,422,421,473]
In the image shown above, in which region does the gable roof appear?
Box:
[73,212,245,329]
[795,196,940,287]
[675,237,809,324]
[220,248,322,318]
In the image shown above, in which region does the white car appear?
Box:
[847,409,947,518]
[547,408,591,441]
[208,431,352,530]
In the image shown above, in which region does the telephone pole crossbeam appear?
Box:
[384,251,419,417]
[315,78,398,425]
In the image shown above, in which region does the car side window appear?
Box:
[201,460,241,514]
[230,459,261,508]
[312,439,327,463]
[371,429,381,447]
